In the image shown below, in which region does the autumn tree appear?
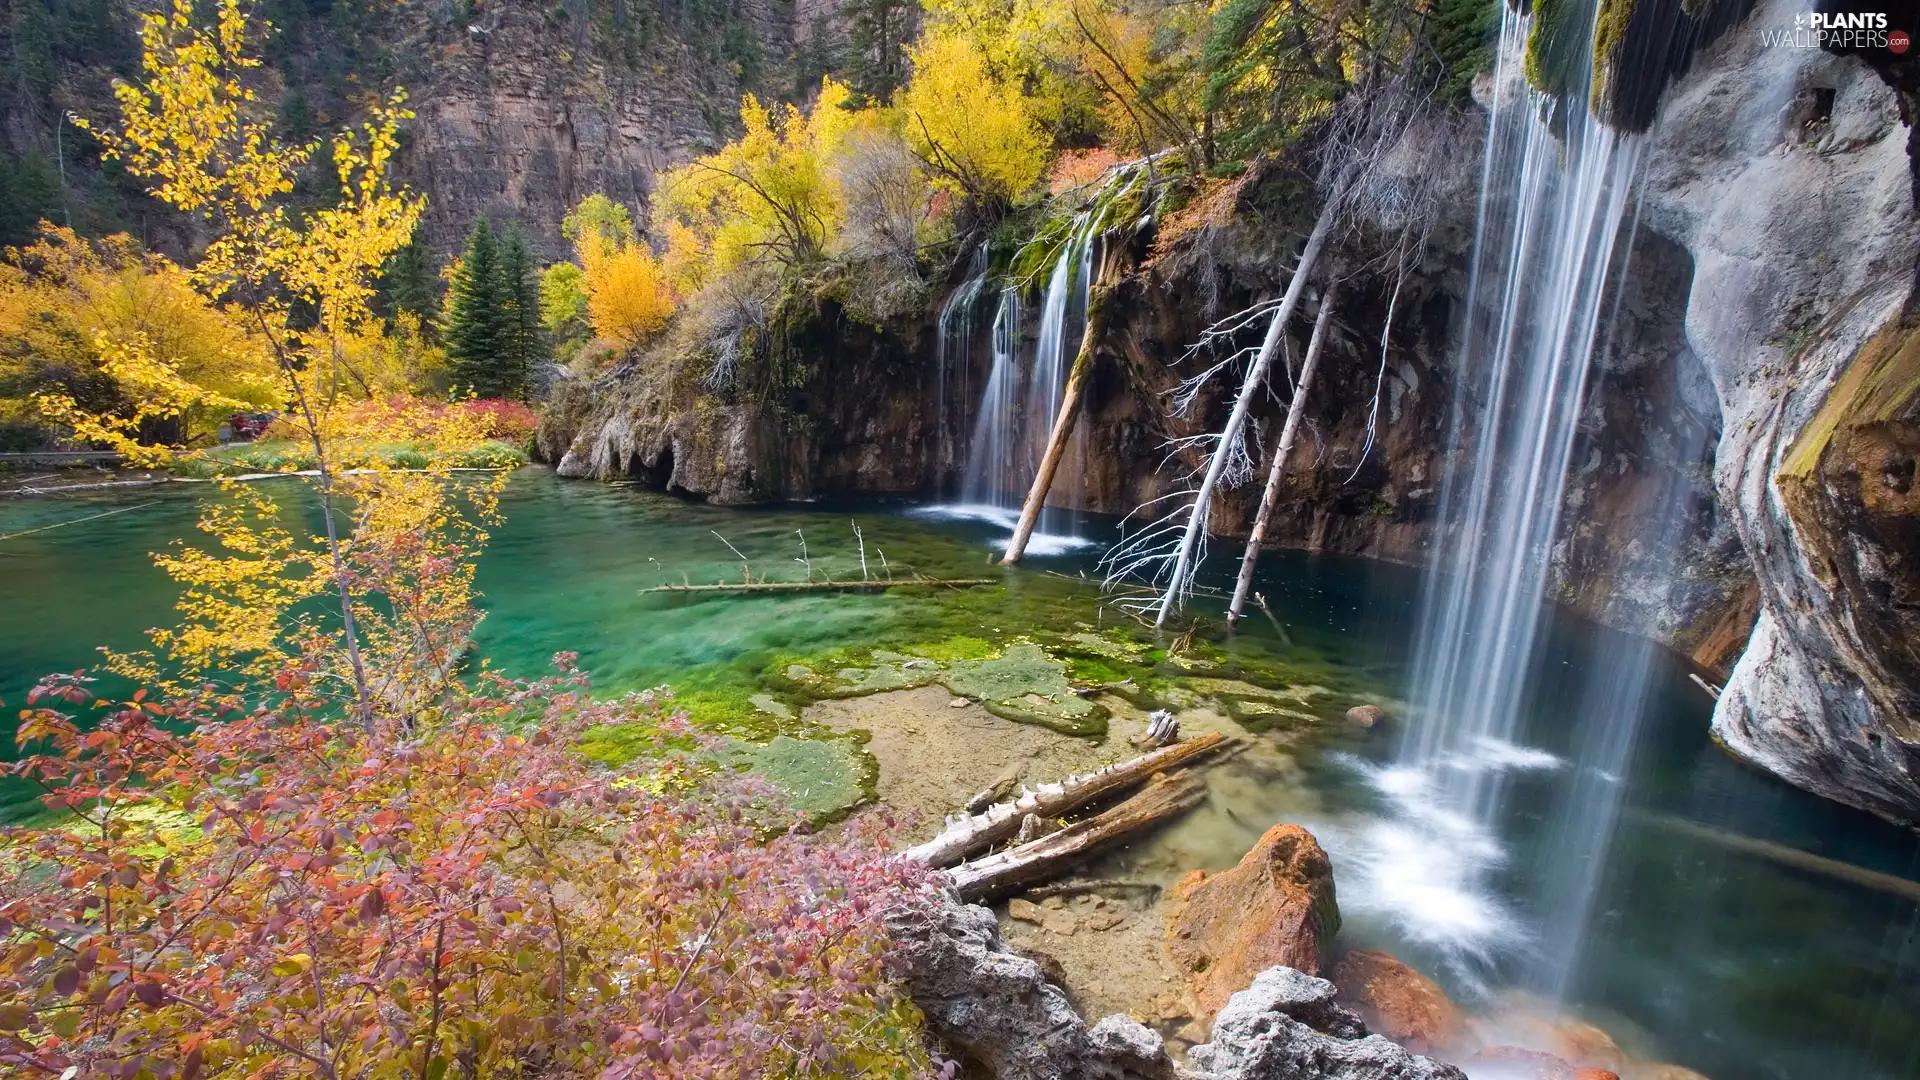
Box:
[656,80,861,283]
[4,225,280,460]
[75,0,499,728]
[899,27,1049,211]
[562,193,675,350]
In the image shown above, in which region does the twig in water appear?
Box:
[710,529,750,562]
[795,529,812,582]
[877,547,891,581]
[1253,592,1292,647]
[852,520,868,581]
[0,500,158,542]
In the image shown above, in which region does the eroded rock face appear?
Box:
[885,891,1174,1080]
[399,0,791,260]
[1640,0,1920,819]
[1331,950,1464,1054]
[1187,966,1466,1080]
[1165,824,1340,1020]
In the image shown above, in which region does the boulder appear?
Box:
[886,890,1174,1080]
[1167,824,1340,1018]
[1345,705,1387,729]
[1188,966,1468,1080]
[1331,950,1464,1054]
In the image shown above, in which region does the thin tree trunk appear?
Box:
[1227,290,1337,629]
[1003,242,1125,564]
[1153,188,1343,625]
[943,772,1208,901]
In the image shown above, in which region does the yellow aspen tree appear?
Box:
[78,0,499,732]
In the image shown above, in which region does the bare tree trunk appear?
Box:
[943,772,1208,901]
[1003,241,1125,565]
[1153,188,1343,625]
[907,732,1229,868]
[1227,290,1338,629]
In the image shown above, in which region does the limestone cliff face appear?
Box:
[1639,0,1920,820]
[398,0,793,259]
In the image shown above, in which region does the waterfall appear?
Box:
[936,244,990,482]
[960,288,1023,508]
[1337,1,1673,991]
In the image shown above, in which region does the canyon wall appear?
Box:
[1639,0,1920,820]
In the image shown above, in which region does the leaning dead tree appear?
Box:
[1101,52,1459,626]
[1002,234,1132,564]
[1226,290,1339,627]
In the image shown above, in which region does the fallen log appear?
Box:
[648,577,998,594]
[944,772,1208,901]
[907,731,1229,868]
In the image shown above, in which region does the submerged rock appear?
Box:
[1188,966,1466,1080]
[1344,704,1386,730]
[1465,1046,1620,1080]
[1331,950,1463,1054]
[886,891,1174,1080]
[1167,824,1340,1018]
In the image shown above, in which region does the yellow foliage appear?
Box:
[583,243,675,347]
[73,0,499,728]
[0,225,278,463]
[562,194,676,347]
[899,27,1050,202]
[656,78,860,281]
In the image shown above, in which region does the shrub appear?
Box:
[0,660,945,1079]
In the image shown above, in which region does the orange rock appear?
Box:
[1332,949,1465,1053]
[1164,823,1339,1019]
[1575,1070,1622,1080]
[1467,1046,1580,1079]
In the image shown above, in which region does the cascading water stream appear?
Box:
[1332,0,1687,998]
[935,244,990,483]
[960,288,1024,508]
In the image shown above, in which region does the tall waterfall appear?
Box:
[960,289,1024,508]
[1338,0,1672,992]
[935,245,990,480]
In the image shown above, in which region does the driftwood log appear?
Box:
[906,732,1230,868]
[943,772,1208,901]
[648,578,997,594]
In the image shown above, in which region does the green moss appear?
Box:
[1523,0,1586,101]
[716,734,873,819]
[1589,0,1636,110]
[905,635,999,662]
[939,643,1106,736]
[1780,319,1920,482]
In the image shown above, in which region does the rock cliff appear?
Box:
[1638,0,1920,820]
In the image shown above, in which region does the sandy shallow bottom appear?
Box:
[809,684,1320,1048]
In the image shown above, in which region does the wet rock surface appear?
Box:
[886,891,1174,1080]
[1331,950,1464,1054]
[1186,967,1467,1080]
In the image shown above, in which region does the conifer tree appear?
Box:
[500,223,548,394]
[839,0,912,105]
[381,224,441,332]
[444,217,515,397]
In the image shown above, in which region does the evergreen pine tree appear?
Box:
[444,217,514,397]
[382,226,442,333]
[838,0,912,106]
[499,223,547,398]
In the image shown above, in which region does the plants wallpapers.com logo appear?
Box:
[1758,10,1912,51]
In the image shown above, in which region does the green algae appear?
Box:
[715,735,872,819]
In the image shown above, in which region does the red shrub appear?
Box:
[0,659,943,1079]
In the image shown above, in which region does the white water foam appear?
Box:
[1315,742,1564,986]
[913,504,1100,556]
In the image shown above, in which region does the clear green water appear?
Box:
[1,468,1915,1080]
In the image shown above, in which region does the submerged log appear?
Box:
[648,577,997,594]
[907,731,1230,868]
[944,772,1208,901]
